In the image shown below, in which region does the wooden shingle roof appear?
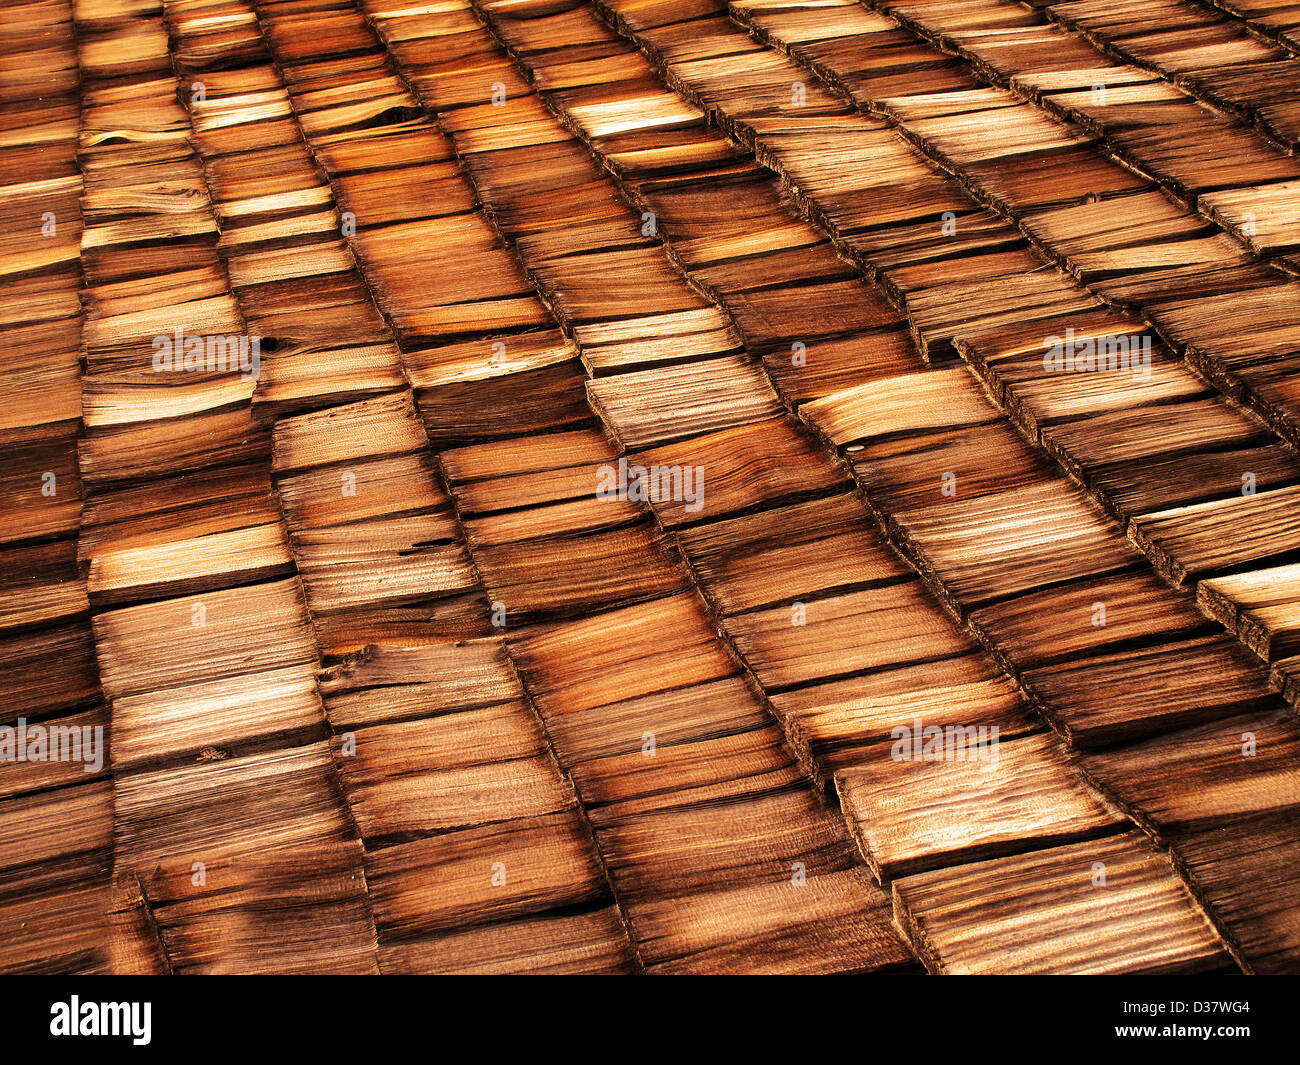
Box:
[2,0,1299,974]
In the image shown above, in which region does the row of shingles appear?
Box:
[0,0,111,975]
[723,0,1300,693]
[479,0,1300,972]
[246,0,727,975]
[314,0,927,976]
[486,1,1258,755]
[862,0,1300,449]
[1033,0,1300,439]
[367,0,1117,978]
[166,0,638,974]
[813,0,1300,714]
[602,0,1300,702]
[769,0,1300,967]
[462,0,1235,747]
[611,1,1095,362]
[911,0,1300,419]
[874,0,1300,270]
[1207,0,1300,54]
[164,0,407,418]
[617,0,1297,733]
[436,0,1279,972]
[274,0,921,976]
[621,0,1300,973]
[1045,0,1300,153]
[364,0,1244,975]
[733,0,1300,416]
[485,0,1300,977]
[781,8,1300,698]
[587,0,1300,972]
[73,0,379,974]
[607,0,1286,678]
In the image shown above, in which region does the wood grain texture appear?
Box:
[894,833,1231,974]
[838,733,1125,879]
[3,0,1295,975]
